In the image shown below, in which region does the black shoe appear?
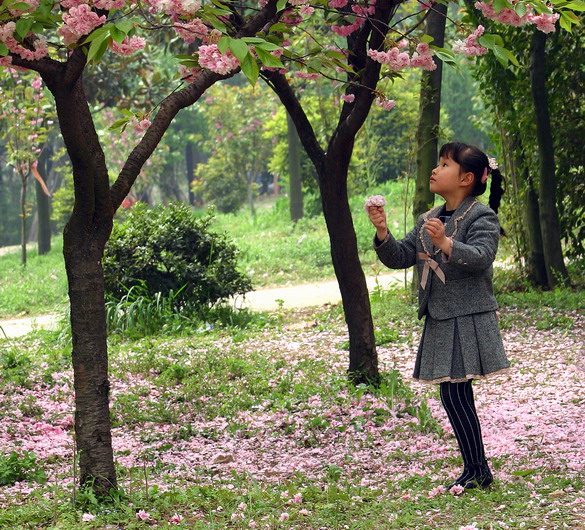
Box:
[446,461,493,491]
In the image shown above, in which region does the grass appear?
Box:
[0,286,583,528]
[0,238,68,319]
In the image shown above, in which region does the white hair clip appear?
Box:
[488,157,498,171]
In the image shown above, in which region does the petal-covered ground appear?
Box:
[0,305,584,528]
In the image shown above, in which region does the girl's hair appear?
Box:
[439,142,505,214]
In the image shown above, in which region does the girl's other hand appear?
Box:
[425,218,452,255]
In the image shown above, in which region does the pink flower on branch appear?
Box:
[375,97,395,111]
[528,12,560,33]
[329,0,348,6]
[367,47,410,70]
[174,18,209,43]
[198,44,240,75]
[110,36,146,56]
[452,25,488,57]
[59,4,107,45]
[341,94,355,103]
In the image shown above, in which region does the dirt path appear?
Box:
[0,271,411,339]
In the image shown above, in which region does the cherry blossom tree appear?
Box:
[1,0,579,493]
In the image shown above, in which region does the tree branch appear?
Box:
[261,70,326,177]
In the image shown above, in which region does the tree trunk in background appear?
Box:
[287,111,303,221]
[524,182,548,285]
[412,2,447,222]
[529,30,570,287]
[36,147,52,255]
[185,141,195,206]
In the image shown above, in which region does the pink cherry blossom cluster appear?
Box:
[364,194,386,212]
[527,12,560,33]
[59,4,107,46]
[198,44,240,75]
[0,22,48,61]
[368,42,436,72]
[295,71,320,80]
[375,97,396,111]
[331,0,376,36]
[145,0,202,17]
[174,18,210,43]
[341,93,355,103]
[474,1,560,33]
[452,25,488,57]
[110,35,146,56]
[94,0,126,9]
[474,1,529,26]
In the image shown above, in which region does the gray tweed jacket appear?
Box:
[375,196,500,320]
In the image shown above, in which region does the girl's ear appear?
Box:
[459,171,474,187]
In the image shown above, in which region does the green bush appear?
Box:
[103,202,252,307]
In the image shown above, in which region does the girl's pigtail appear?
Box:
[488,168,505,214]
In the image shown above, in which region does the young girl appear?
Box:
[367,142,510,491]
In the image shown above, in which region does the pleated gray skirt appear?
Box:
[413,311,511,385]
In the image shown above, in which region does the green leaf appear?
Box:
[251,41,281,51]
[563,10,580,20]
[255,46,283,68]
[324,49,347,60]
[240,53,259,85]
[109,118,130,130]
[276,0,288,11]
[0,42,8,57]
[420,34,435,44]
[87,33,110,64]
[241,37,266,44]
[82,24,110,44]
[115,19,134,34]
[269,22,288,32]
[110,25,125,44]
[514,2,527,16]
[217,36,231,54]
[492,44,509,67]
[559,11,574,30]
[492,0,511,13]
[434,50,457,64]
[511,469,537,477]
[228,38,250,62]
[15,18,33,40]
[504,47,519,66]
[563,0,585,10]
[478,34,496,49]
[9,2,33,10]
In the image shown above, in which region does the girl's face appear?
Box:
[429,156,467,197]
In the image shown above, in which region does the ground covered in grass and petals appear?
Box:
[0,289,584,529]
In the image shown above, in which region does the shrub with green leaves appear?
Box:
[103,202,252,307]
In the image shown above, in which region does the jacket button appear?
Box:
[457,258,463,264]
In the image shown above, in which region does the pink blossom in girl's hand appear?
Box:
[364,195,387,212]
[136,510,150,520]
[82,513,95,522]
[198,44,240,75]
[110,36,146,56]
[375,97,395,111]
[341,94,355,103]
[449,484,465,495]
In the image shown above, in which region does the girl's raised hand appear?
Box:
[368,206,388,240]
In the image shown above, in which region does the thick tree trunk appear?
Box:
[63,222,116,493]
[320,151,378,385]
[529,30,570,287]
[412,3,447,221]
[524,183,548,285]
[287,112,303,222]
[36,148,52,255]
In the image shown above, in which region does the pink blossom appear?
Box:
[279,512,290,521]
[452,25,488,57]
[293,492,303,503]
[82,513,95,522]
[341,94,355,103]
[295,72,320,80]
[528,12,560,33]
[328,0,348,7]
[170,514,183,524]
[238,502,247,511]
[136,510,150,520]
[331,21,362,36]
[94,0,125,8]
[375,97,395,111]
[198,44,240,75]
[31,77,43,91]
[365,194,387,212]
[428,486,445,498]
[368,47,410,71]
[300,5,315,16]
[449,484,465,495]
[174,19,209,43]
[459,526,478,530]
[179,64,201,83]
[59,5,107,45]
[110,36,146,56]
[420,0,434,9]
